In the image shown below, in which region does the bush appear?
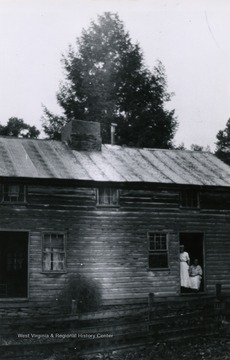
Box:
[56,274,102,314]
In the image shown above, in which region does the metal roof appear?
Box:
[0,136,230,186]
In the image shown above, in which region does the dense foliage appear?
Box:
[215,118,230,165]
[42,12,177,148]
[0,117,40,138]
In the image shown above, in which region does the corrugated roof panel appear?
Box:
[22,140,57,178]
[35,141,71,179]
[137,148,174,183]
[190,151,230,186]
[174,151,226,186]
[142,149,189,184]
[161,150,212,185]
[0,137,229,187]
[53,141,93,180]
[120,147,169,182]
[87,148,127,182]
[102,146,144,182]
[72,150,110,181]
[0,138,17,176]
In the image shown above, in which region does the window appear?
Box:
[42,233,66,272]
[148,232,168,269]
[180,190,199,208]
[0,231,28,298]
[97,188,119,206]
[2,184,26,203]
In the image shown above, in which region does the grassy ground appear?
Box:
[1,334,230,359]
[49,335,230,360]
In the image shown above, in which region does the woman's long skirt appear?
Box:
[180,262,190,288]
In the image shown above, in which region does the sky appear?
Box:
[0,0,229,151]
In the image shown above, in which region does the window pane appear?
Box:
[161,238,166,249]
[191,191,198,207]
[149,233,167,250]
[111,189,118,204]
[156,238,161,249]
[53,261,64,271]
[52,253,65,271]
[18,186,25,202]
[149,240,155,250]
[43,253,51,271]
[51,236,64,250]
[149,253,168,268]
[3,184,25,203]
[181,190,198,208]
[43,234,51,248]
[148,233,168,269]
[98,188,118,206]
[8,185,19,196]
[43,233,65,271]
[98,188,108,204]
[7,252,24,271]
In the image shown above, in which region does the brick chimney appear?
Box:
[61,120,102,151]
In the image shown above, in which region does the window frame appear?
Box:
[180,190,200,209]
[96,187,119,207]
[42,232,67,273]
[148,232,169,270]
[1,184,27,204]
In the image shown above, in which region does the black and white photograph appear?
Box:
[0,0,230,359]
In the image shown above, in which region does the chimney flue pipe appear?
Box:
[111,123,117,145]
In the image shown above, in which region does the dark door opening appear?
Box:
[0,231,28,298]
[180,232,204,293]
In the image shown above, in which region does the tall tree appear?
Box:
[0,117,40,138]
[190,144,210,152]
[215,118,230,165]
[42,12,177,148]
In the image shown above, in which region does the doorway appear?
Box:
[179,232,204,293]
[0,231,28,298]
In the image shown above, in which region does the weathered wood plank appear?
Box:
[0,183,230,307]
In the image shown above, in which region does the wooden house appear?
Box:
[0,119,230,314]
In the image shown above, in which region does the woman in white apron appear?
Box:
[189,259,202,292]
[180,245,190,291]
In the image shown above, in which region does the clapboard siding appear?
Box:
[0,183,230,309]
[27,185,96,208]
[120,189,179,209]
